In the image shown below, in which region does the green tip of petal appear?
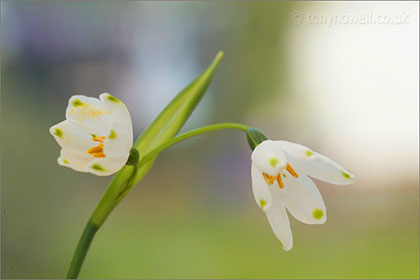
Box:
[277,239,284,248]
[342,171,351,179]
[73,99,83,107]
[269,157,279,167]
[109,130,117,139]
[306,150,314,157]
[312,209,324,220]
[107,94,121,103]
[259,199,267,209]
[91,164,105,171]
[54,128,63,138]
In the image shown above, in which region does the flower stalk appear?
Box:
[139,122,249,166]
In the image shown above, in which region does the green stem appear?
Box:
[66,166,139,279]
[65,122,249,278]
[66,220,98,279]
[139,122,249,165]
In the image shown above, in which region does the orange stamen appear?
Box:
[92,136,106,143]
[286,163,299,178]
[262,172,276,185]
[276,173,284,189]
[87,136,106,158]
[87,144,103,154]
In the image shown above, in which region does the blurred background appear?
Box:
[1,1,418,279]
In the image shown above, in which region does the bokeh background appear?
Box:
[1,1,419,279]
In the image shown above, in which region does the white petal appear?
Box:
[278,141,355,185]
[103,120,133,158]
[251,164,272,211]
[65,95,112,136]
[273,172,327,225]
[49,120,95,152]
[264,199,293,251]
[99,93,133,136]
[87,157,127,176]
[61,149,91,164]
[251,140,287,175]
[58,158,88,172]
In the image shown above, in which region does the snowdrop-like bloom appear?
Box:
[251,140,355,251]
[49,93,133,176]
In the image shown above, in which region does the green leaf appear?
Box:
[90,51,224,226]
[134,51,224,153]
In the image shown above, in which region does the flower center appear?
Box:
[87,136,106,158]
[262,163,298,189]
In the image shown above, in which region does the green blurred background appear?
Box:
[1,1,419,279]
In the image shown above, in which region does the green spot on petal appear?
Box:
[306,150,313,157]
[91,164,105,171]
[342,171,351,179]
[269,157,279,167]
[312,209,324,220]
[54,128,63,138]
[108,130,117,139]
[73,99,83,107]
[259,199,267,209]
[278,239,284,247]
[282,174,286,178]
[62,159,69,164]
[91,134,97,138]
[107,94,121,103]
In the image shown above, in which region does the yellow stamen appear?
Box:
[92,136,106,142]
[262,172,276,185]
[276,173,284,189]
[286,163,299,178]
[87,136,106,158]
[87,144,103,154]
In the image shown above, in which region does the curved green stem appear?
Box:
[139,122,249,165]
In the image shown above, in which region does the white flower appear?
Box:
[251,140,355,251]
[49,93,133,176]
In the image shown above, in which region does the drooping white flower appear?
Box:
[251,140,355,251]
[49,93,133,176]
